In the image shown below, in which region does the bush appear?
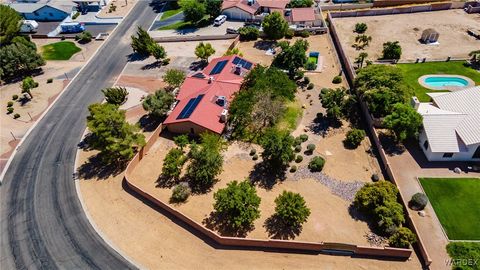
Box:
[307,83,314,90]
[409,193,428,211]
[102,86,128,105]
[295,155,303,163]
[285,28,294,39]
[76,31,92,43]
[249,148,257,156]
[7,101,13,107]
[294,145,302,153]
[388,227,417,248]
[12,95,18,100]
[297,30,310,38]
[354,22,368,34]
[353,181,399,214]
[332,76,342,84]
[344,128,366,149]
[308,156,325,172]
[252,154,258,160]
[47,78,53,83]
[13,113,20,119]
[7,107,14,114]
[299,134,308,142]
[306,143,315,152]
[305,61,317,71]
[162,148,187,181]
[238,26,259,41]
[303,76,310,84]
[290,165,297,172]
[163,58,170,65]
[446,242,480,270]
[274,191,311,227]
[170,182,191,203]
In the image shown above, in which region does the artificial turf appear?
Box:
[419,177,480,240]
[41,41,81,60]
[396,61,480,102]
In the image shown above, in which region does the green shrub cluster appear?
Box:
[170,182,191,203]
[344,128,366,149]
[332,76,342,84]
[308,156,325,172]
[238,26,259,41]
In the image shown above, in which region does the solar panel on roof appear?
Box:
[209,60,228,75]
[232,57,253,70]
[177,94,204,119]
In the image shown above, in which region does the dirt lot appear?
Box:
[151,21,244,36]
[97,0,137,18]
[333,9,480,61]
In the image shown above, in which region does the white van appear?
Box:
[213,15,227,26]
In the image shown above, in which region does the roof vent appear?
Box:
[220,109,228,123]
[247,0,254,6]
[208,76,214,83]
[234,64,242,75]
[216,96,227,107]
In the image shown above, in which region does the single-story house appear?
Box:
[413,86,480,161]
[287,7,316,26]
[164,55,254,135]
[9,3,72,21]
[221,0,290,20]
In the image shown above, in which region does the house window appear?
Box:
[443,153,454,158]
[423,140,429,150]
[473,146,480,159]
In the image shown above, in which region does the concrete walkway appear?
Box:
[386,141,480,270]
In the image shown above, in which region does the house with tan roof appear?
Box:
[413,86,480,161]
[164,55,254,135]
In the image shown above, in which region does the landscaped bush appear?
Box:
[297,30,310,38]
[238,26,259,41]
[354,22,368,34]
[47,78,53,83]
[306,143,315,153]
[388,227,417,248]
[12,95,18,100]
[285,28,294,39]
[344,128,366,149]
[294,137,302,146]
[303,76,310,84]
[13,113,20,119]
[163,58,171,65]
[252,154,258,160]
[7,107,14,114]
[274,191,311,227]
[76,31,92,44]
[295,155,303,163]
[307,83,314,90]
[162,148,187,182]
[299,134,308,142]
[7,101,13,107]
[102,86,128,105]
[308,156,325,172]
[294,145,302,153]
[249,148,257,156]
[290,165,297,172]
[170,182,191,203]
[332,76,342,84]
[305,61,316,71]
[446,242,480,270]
[409,192,428,211]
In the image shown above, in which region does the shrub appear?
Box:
[102,86,128,105]
[353,181,399,214]
[238,26,259,41]
[295,155,303,163]
[290,165,297,172]
[307,83,314,90]
[142,90,175,118]
[344,128,366,149]
[13,113,20,119]
[294,137,302,146]
[297,30,310,38]
[163,58,170,65]
[76,31,92,43]
[170,182,191,203]
[388,227,417,248]
[7,107,14,114]
[173,134,189,150]
[12,95,18,100]
[308,156,325,172]
[409,192,428,211]
[305,61,316,71]
[303,76,310,84]
[354,22,368,34]
[249,148,257,156]
[47,78,53,83]
[285,28,294,39]
[252,154,258,160]
[375,200,405,234]
[446,242,480,270]
[162,148,187,181]
[306,143,315,152]
[332,76,342,84]
[7,101,13,107]
[274,191,311,227]
[294,145,302,153]
[299,134,308,142]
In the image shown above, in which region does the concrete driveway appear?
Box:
[150,21,244,37]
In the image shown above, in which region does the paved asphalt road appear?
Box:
[0,1,171,269]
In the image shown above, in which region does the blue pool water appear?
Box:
[424,77,469,87]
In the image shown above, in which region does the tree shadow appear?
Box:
[203,211,254,237]
[378,132,405,156]
[308,113,343,137]
[348,204,387,237]
[18,95,31,106]
[249,162,287,190]
[263,214,302,240]
[155,174,177,188]
[127,52,149,62]
[141,61,163,70]
[76,152,126,180]
[189,60,207,72]
[253,40,277,51]
[138,114,161,132]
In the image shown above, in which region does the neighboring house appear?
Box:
[9,3,71,21]
[413,86,480,161]
[286,7,316,26]
[164,55,254,135]
[221,0,290,20]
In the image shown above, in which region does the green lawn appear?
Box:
[276,101,303,132]
[396,61,480,102]
[157,16,210,31]
[41,41,81,60]
[419,177,480,240]
[160,7,182,21]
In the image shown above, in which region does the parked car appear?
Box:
[226,26,239,34]
[60,22,85,34]
[213,15,227,26]
[19,20,39,33]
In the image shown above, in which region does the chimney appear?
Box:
[208,76,214,84]
[411,96,420,111]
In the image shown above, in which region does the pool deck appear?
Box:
[418,74,475,91]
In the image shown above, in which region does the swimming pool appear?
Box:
[424,77,469,87]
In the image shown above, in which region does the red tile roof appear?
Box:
[164,55,253,134]
[257,0,290,9]
[222,0,259,14]
[289,7,316,22]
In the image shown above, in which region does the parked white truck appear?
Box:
[19,20,39,33]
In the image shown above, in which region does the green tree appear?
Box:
[179,0,206,23]
[102,86,128,105]
[187,133,225,192]
[288,0,314,8]
[354,34,372,49]
[344,128,366,148]
[354,22,368,34]
[162,69,186,90]
[382,41,402,60]
[21,76,37,98]
[205,0,223,18]
[86,103,145,163]
[148,43,166,62]
[0,37,45,80]
[388,227,417,248]
[162,148,187,181]
[272,39,309,78]
[213,180,261,230]
[195,42,215,62]
[0,5,21,45]
[130,26,155,57]
[238,26,259,41]
[274,191,311,227]
[383,103,423,142]
[262,11,288,40]
[319,87,349,121]
[173,134,189,150]
[224,47,243,57]
[260,128,294,169]
[355,52,368,68]
[142,90,175,118]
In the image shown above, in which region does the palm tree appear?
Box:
[355,34,372,49]
[355,52,368,68]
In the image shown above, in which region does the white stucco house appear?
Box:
[413,86,480,161]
